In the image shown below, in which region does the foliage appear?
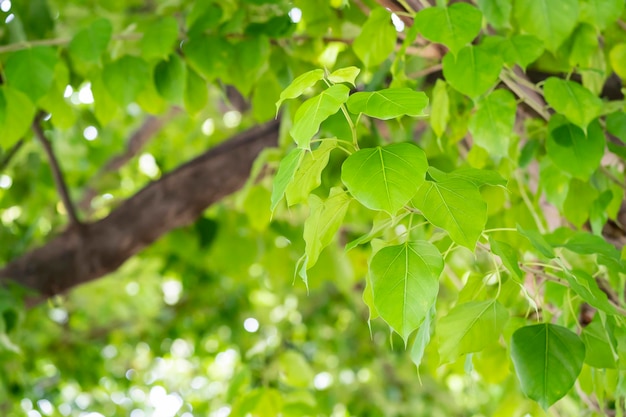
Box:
[0,0,626,416]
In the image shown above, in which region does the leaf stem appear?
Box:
[515,171,547,234]
[341,105,360,150]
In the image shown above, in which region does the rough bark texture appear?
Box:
[0,119,280,298]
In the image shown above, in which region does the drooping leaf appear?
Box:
[184,68,208,114]
[103,55,150,106]
[346,88,429,120]
[327,66,360,86]
[4,46,58,102]
[517,225,555,258]
[341,143,428,215]
[581,315,617,368]
[285,139,337,206]
[430,79,449,137]
[411,305,435,369]
[227,36,270,95]
[413,168,487,250]
[443,45,503,99]
[469,89,517,157]
[449,168,507,188]
[278,351,315,388]
[183,35,231,81]
[141,16,180,59]
[154,54,187,104]
[290,84,350,149]
[511,323,585,409]
[363,271,379,321]
[579,0,624,29]
[415,3,483,55]
[0,87,36,148]
[562,269,617,315]
[370,241,443,343]
[489,237,523,281]
[270,147,305,211]
[69,18,112,62]
[438,301,508,363]
[513,0,579,52]
[275,69,325,113]
[353,8,396,67]
[543,78,603,128]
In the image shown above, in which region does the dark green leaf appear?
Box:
[4,46,58,102]
[154,54,187,104]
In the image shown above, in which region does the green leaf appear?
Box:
[477,0,512,29]
[285,139,337,206]
[341,143,428,215]
[543,77,603,129]
[141,16,179,59]
[270,147,304,211]
[184,68,208,114]
[290,84,350,149]
[430,79,449,138]
[438,301,508,363]
[413,168,487,250]
[0,87,36,148]
[69,18,112,62]
[303,188,351,269]
[275,69,325,113]
[415,3,483,55]
[517,225,555,258]
[513,0,579,52]
[610,44,626,80]
[345,214,399,252]
[580,0,624,29]
[562,179,598,228]
[363,272,379,321]
[103,55,150,106]
[370,241,443,343]
[607,112,626,142]
[503,35,544,70]
[448,168,507,188]
[581,316,617,368]
[278,351,314,388]
[546,116,604,180]
[511,323,585,409]
[353,8,396,67]
[183,35,231,81]
[154,54,187,104]
[563,269,617,315]
[443,45,503,99]
[489,237,523,281]
[4,46,58,102]
[227,36,270,96]
[469,89,517,157]
[327,66,360,86]
[346,88,429,120]
[411,306,435,369]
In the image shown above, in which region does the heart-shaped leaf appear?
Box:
[347,88,428,120]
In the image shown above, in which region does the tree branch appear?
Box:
[0,120,280,300]
[0,139,24,173]
[32,116,82,228]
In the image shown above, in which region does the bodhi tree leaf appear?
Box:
[430,79,449,138]
[415,3,482,55]
[411,305,435,370]
[290,84,350,149]
[546,116,604,180]
[443,45,503,99]
[476,0,512,29]
[346,88,429,120]
[0,87,36,148]
[610,44,626,80]
[581,315,617,369]
[341,143,428,215]
[517,225,555,258]
[413,168,487,250]
[353,8,396,67]
[562,269,617,315]
[513,0,579,53]
[184,68,208,114]
[69,18,112,62]
[4,46,58,103]
[275,69,324,113]
[448,168,507,188]
[543,78,603,128]
[438,301,508,363]
[489,237,523,281]
[154,54,187,104]
[469,89,517,157]
[370,241,443,343]
[511,323,585,409]
[580,0,624,30]
[285,139,337,206]
[327,66,360,86]
[502,35,544,70]
[270,147,304,211]
[103,55,150,106]
[141,16,180,60]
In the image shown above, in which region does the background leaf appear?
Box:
[347,88,428,120]
[443,45,503,99]
[4,46,58,102]
[469,89,517,157]
[543,78,603,128]
[415,4,483,54]
[513,0,579,52]
[68,18,112,62]
[353,8,396,67]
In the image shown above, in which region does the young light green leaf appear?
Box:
[270,147,305,211]
[346,88,429,120]
[546,116,604,180]
[413,168,487,250]
[4,46,58,102]
[443,45,502,99]
[303,188,351,269]
[411,305,435,370]
[183,35,231,81]
[449,168,507,188]
[580,0,624,30]
[103,56,150,106]
[563,269,617,315]
[141,16,179,59]
[513,0,579,52]
[370,241,443,343]
[353,8,396,67]
[275,69,324,113]
[363,272,379,321]
[477,0,512,29]
[0,87,36,148]
[69,18,112,62]
[511,323,585,409]
[415,3,483,55]
[543,77,603,129]
[285,139,337,206]
[345,213,402,251]
[489,237,523,281]
[430,79,449,137]
[469,89,517,157]
[610,44,626,80]
[341,143,428,215]
[154,54,187,104]
[438,301,508,363]
[502,35,544,70]
[290,84,350,149]
[327,66,360,86]
[517,225,555,258]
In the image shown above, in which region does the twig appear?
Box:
[0,33,142,54]
[0,139,24,172]
[500,70,551,121]
[32,115,82,228]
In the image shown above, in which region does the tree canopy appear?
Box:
[1,0,626,416]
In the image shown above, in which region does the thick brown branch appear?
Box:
[32,117,82,227]
[0,120,280,299]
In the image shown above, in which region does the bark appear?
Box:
[0,119,280,299]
